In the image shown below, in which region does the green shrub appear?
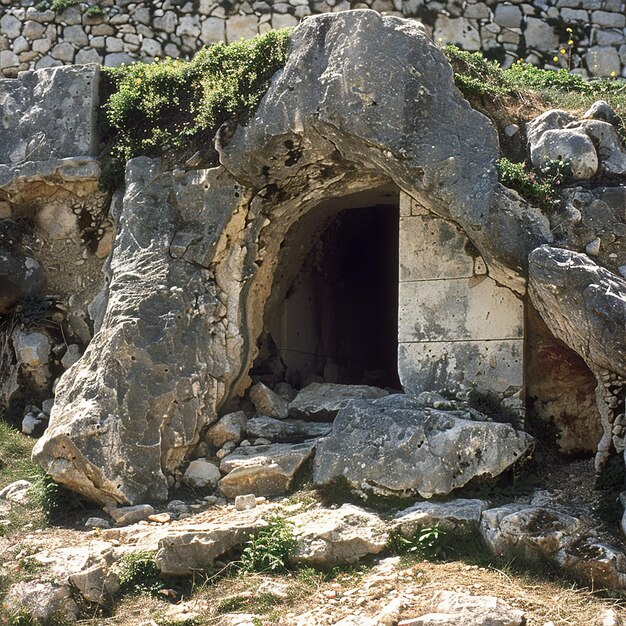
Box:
[100,28,292,191]
[497,157,563,212]
[389,524,448,559]
[50,0,78,11]
[118,550,165,596]
[30,472,88,524]
[85,4,104,17]
[240,516,296,574]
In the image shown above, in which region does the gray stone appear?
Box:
[290,504,388,566]
[218,441,315,498]
[61,344,82,370]
[245,416,332,442]
[480,504,583,560]
[289,382,388,421]
[586,46,622,77]
[5,582,78,625]
[433,15,480,50]
[529,246,626,378]
[524,17,558,50]
[530,129,599,180]
[0,479,32,505]
[156,515,264,575]
[393,499,488,535]
[583,100,620,126]
[183,459,221,488]
[21,413,46,437]
[408,591,525,626]
[570,119,626,174]
[13,330,51,368]
[313,395,533,498]
[0,252,46,313]
[249,382,289,419]
[235,494,256,510]
[526,109,577,146]
[205,411,247,448]
[0,14,22,39]
[494,4,522,29]
[84,517,111,529]
[107,504,155,525]
[0,65,99,165]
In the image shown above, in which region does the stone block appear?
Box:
[399,215,475,281]
[592,10,626,28]
[494,4,522,29]
[398,339,524,395]
[586,46,622,76]
[0,64,99,165]
[524,17,558,51]
[433,15,481,50]
[398,277,524,342]
[200,17,225,44]
[226,15,259,42]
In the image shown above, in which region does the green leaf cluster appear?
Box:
[118,550,165,596]
[100,28,292,191]
[497,157,573,212]
[240,516,297,574]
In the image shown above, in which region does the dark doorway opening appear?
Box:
[255,190,401,390]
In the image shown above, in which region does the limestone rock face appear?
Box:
[33,159,247,506]
[529,246,626,377]
[393,499,488,535]
[530,129,599,180]
[313,395,533,498]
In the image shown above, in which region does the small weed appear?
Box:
[50,0,78,10]
[118,551,165,596]
[34,1,50,10]
[497,158,562,213]
[389,524,448,560]
[240,516,296,574]
[85,4,104,17]
[30,472,88,524]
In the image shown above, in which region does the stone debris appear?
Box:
[290,504,389,567]
[219,441,316,499]
[106,504,155,526]
[400,591,525,626]
[249,382,289,419]
[314,395,533,498]
[183,459,221,489]
[235,494,257,511]
[206,411,248,448]
[0,479,32,505]
[393,499,488,535]
[245,415,332,443]
[84,517,111,529]
[289,383,389,421]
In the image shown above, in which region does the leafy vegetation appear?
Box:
[445,45,626,115]
[50,0,79,11]
[85,3,104,17]
[118,551,165,596]
[240,516,297,574]
[99,28,292,191]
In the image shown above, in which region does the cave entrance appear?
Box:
[255,187,401,390]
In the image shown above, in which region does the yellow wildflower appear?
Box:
[611,70,618,77]
[560,48,566,54]
[568,39,574,45]
[553,56,559,62]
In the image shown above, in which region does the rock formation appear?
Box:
[0,10,621,506]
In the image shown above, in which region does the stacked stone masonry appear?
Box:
[1,0,626,78]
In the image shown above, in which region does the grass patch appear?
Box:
[99,28,292,191]
[118,550,165,597]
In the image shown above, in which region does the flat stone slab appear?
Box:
[245,416,331,442]
[219,441,315,498]
[313,395,533,498]
[393,499,488,535]
[289,383,388,421]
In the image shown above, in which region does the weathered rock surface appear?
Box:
[529,246,626,378]
[407,591,525,626]
[183,459,221,488]
[245,416,332,442]
[4,581,79,624]
[106,504,155,526]
[530,128,599,180]
[249,382,289,419]
[290,504,388,566]
[34,161,247,505]
[218,441,315,498]
[393,499,488,535]
[289,383,389,421]
[205,411,248,448]
[313,395,533,498]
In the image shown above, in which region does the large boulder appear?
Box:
[313,395,533,498]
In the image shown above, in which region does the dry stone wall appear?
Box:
[1,0,626,78]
